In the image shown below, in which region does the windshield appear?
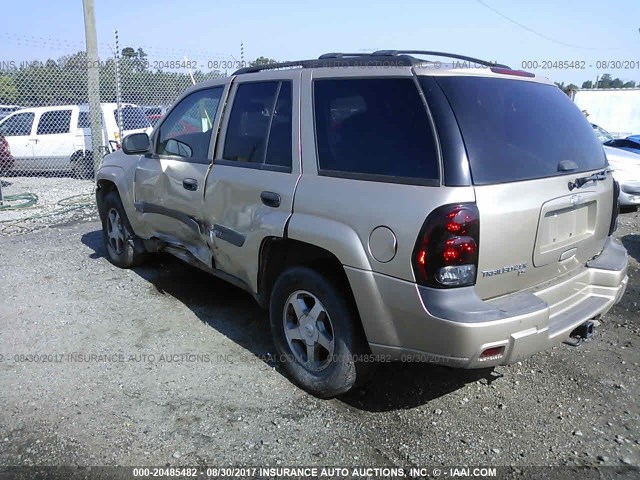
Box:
[428,76,606,185]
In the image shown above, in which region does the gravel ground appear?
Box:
[0,176,96,236]
[0,210,638,476]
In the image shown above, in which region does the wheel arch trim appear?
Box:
[285,214,372,271]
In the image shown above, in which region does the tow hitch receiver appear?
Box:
[563,320,595,347]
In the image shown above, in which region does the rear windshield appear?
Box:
[429,77,606,185]
[114,105,150,131]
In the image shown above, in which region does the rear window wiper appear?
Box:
[568,169,611,191]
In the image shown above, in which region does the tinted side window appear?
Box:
[265,82,292,168]
[0,112,35,136]
[314,78,439,180]
[432,77,606,184]
[37,110,72,135]
[223,82,279,163]
[156,87,224,160]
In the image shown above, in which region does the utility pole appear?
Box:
[82,0,102,176]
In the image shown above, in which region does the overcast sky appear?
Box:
[2,0,639,85]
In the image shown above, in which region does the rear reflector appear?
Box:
[490,67,535,78]
[479,346,505,360]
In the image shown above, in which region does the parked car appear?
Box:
[0,103,151,178]
[0,105,22,121]
[592,124,640,210]
[604,145,640,209]
[0,133,13,173]
[605,135,640,155]
[143,106,169,127]
[96,51,628,398]
[592,123,640,154]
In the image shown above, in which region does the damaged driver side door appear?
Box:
[134,84,227,263]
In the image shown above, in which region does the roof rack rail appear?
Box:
[318,52,370,59]
[232,54,414,75]
[232,50,509,75]
[233,60,312,75]
[373,50,509,68]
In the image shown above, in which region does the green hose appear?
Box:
[0,192,97,235]
[0,193,39,210]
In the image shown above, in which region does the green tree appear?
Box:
[120,46,148,73]
[623,80,637,88]
[597,73,612,88]
[121,47,136,59]
[582,80,593,89]
[250,56,278,67]
[0,76,18,102]
[610,78,624,88]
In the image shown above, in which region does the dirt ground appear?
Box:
[0,209,638,476]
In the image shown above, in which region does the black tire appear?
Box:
[99,191,145,268]
[269,266,373,398]
[72,151,94,180]
[620,205,638,214]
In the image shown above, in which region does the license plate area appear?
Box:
[534,200,596,267]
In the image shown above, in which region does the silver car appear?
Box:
[593,124,640,209]
[96,51,628,398]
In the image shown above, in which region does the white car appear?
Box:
[0,103,151,178]
[604,145,640,208]
[0,105,22,121]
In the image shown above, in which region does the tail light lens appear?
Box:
[412,203,480,288]
[609,180,620,236]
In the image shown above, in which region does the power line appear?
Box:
[474,0,621,51]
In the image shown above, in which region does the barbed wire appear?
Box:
[1,33,238,63]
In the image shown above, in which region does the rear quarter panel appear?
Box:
[292,68,475,280]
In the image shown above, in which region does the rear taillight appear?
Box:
[609,180,620,236]
[412,203,480,288]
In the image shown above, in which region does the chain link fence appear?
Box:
[0,33,237,235]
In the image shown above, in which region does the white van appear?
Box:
[0,103,151,178]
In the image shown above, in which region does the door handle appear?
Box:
[182,178,198,191]
[29,139,39,144]
[260,191,281,208]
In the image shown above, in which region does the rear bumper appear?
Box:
[347,237,628,368]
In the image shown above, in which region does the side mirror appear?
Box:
[122,133,150,155]
[164,138,193,158]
